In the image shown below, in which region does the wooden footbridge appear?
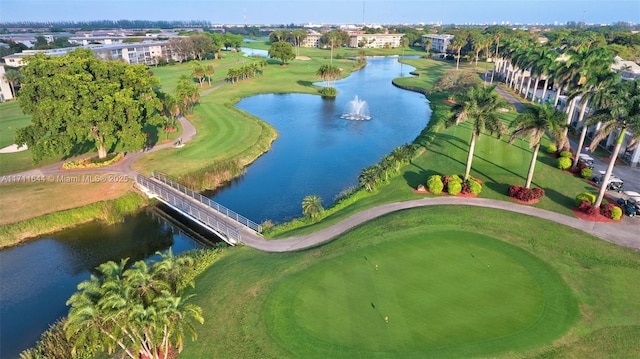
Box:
[136,171,262,246]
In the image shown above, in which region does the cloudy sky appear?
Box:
[1,0,638,25]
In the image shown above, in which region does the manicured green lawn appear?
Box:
[264,230,575,358]
[0,101,30,148]
[182,206,640,358]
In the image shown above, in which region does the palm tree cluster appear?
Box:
[64,251,203,359]
[225,60,267,84]
[491,33,640,207]
[316,64,342,88]
[359,144,416,192]
[192,63,215,87]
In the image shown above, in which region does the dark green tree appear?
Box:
[268,41,295,65]
[16,48,162,162]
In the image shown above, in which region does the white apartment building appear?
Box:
[421,34,455,53]
[349,33,405,49]
[0,65,15,102]
[2,41,172,67]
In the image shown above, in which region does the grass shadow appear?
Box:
[484,181,511,196]
[64,141,97,159]
[403,166,440,189]
[543,187,578,209]
[296,80,316,88]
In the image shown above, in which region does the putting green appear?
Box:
[263,230,577,358]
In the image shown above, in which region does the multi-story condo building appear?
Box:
[0,65,15,102]
[348,32,405,49]
[2,41,172,67]
[421,34,455,53]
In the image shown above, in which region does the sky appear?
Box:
[1,0,639,25]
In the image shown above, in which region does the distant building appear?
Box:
[421,34,454,53]
[2,41,173,67]
[302,31,322,48]
[0,65,15,102]
[349,33,404,48]
[612,56,640,80]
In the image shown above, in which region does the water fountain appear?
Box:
[341,95,371,120]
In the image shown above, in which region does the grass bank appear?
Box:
[0,191,148,248]
[183,206,640,358]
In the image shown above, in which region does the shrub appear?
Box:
[508,185,523,197]
[559,150,573,158]
[447,180,462,195]
[578,200,598,215]
[557,157,572,170]
[449,174,463,183]
[427,175,444,194]
[575,192,596,207]
[62,152,125,169]
[546,144,557,154]
[441,175,452,189]
[468,179,483,194]
[319,87,338,98]
[611,206,623,220]
[581,167,593,179]
[508,185,545,202]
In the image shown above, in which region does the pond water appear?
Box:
[0,56,430,358]
[211,56,430,223]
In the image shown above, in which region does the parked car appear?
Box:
[578,154,594,169]
[592,171,624,192]
[617,196,640,217]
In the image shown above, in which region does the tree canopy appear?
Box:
[16,48,162,162]
[268,41,295,65]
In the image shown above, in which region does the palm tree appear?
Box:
[528,46,557,102]
[65,255,204,359]
[204,64,214,86]
[290,29,308,57]
[490,30,502,84]
[447,85,510,181]
[358,166,379,192]
[588,79,640,208]
[3,68,22,98]
[568,70,620,169]
[192,65,205,87]
[302,195,323,219]
[509,104,567,188]
[449,36,466,71]
[316,64,341,88]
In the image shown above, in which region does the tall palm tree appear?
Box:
[3,68,22,98]
[316,64,341,88]
[509,104,568,188]
[290,29,308,57]
[450,36,467,71]
[204,64,214,86]
[588,79,640,208]
[527,46,557,102]
[490,30,502,84]
[568,70,620,169]
[447,85,510,181]
[302,195,323,219]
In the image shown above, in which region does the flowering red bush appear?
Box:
[508,185,545,202]
[508,185,523,197]
[577,200,599,215]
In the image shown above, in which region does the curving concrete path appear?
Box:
[6,82,638,253]
[239,196,640,253]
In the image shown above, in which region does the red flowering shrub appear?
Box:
[508,185,523,197]
[578,200,598,215]
[508,185,545,202]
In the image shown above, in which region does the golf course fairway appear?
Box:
[262,230,577,358]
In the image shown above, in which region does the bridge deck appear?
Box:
[136,173,262,245]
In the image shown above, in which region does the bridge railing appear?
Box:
[151,171,262,233]
[137,174,241,244]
